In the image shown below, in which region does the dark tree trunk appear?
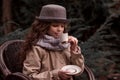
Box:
[2,0,14,35]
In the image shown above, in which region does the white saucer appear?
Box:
[61,65,81,75]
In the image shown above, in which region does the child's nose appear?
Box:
[57,25,63,31]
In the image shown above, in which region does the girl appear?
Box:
[20,4,84,80]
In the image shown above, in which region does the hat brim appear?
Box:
[35,16,69,23]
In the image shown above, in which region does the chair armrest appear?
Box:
[85,65,96,80]
[5,72,32,80]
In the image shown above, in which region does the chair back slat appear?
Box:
[0,40,24,76]
[4,41,23,72]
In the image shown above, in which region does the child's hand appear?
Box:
[58,70,72,80]
[68,36,78,51]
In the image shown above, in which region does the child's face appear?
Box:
[47,22,65,38]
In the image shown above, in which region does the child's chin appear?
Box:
[54,36,60,39]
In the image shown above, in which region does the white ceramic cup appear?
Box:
[60,33,68,43]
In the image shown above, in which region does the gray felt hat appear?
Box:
[36,4,68,23]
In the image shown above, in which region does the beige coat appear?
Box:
[23,45,84,80]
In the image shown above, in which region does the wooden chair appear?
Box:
[0,40,95,80]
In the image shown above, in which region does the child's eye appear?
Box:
[61,25,65,28]
[52,25,58,27]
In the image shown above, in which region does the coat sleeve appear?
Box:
[23,46,60,80]
[70,46,85,74]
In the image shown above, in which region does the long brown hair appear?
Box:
[19,20,51,64]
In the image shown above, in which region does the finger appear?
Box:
[59,71,72,79]
[74,37,78,44]
[69,38,75,43]
[71,38,78,46]
[61,74,71,80]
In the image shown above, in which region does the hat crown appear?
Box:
[36,4,67,22]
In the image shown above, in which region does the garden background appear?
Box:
[0,0,120,80]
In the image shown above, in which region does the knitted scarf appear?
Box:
[36,35,70,51]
